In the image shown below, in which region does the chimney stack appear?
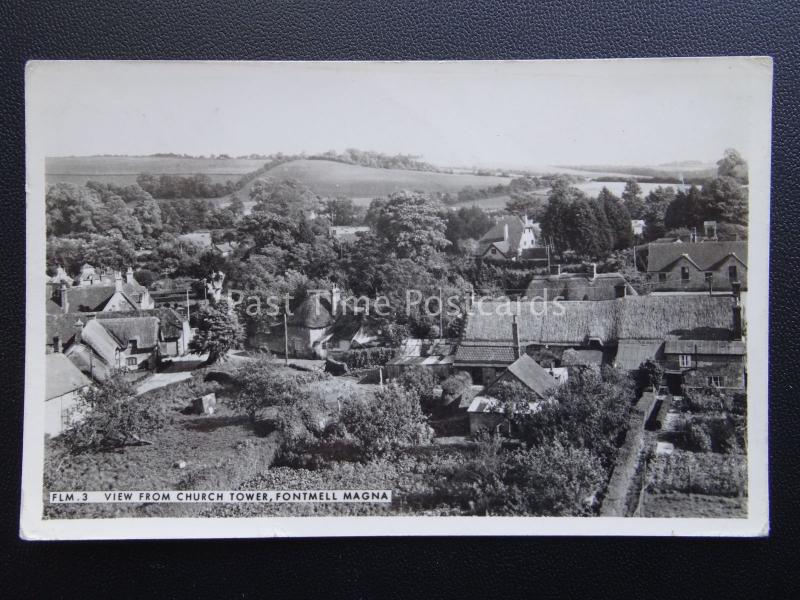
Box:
[74,319,84,344]
[591,263,597,280]
[330,286,341,316]
[732,304,743,341]
[114,271,123,292]
[503,223,509,242]
[126,266,135,284]
[512,314,520,359]
[731,281,742,303]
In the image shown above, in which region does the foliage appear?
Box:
[642,186,676,241]
[716,147,748,184]
[513,367,635,472]
[189,300,244,363]
[309,148,440,172]
[341,347,396,369]
[444,206,493,252]
[228,360,327,421]
[374,190,450,260]
[621,179,646,220]
[682,387,746,415]
[431,436,605,516]
[340,383,433,459]
[647,451,747,497]
[136,172,237,199]
[396,366,438,410]
[61,371,169,453]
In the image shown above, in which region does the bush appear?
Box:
[62,371,169,453]
[683,388,746,415]
[340,383,433,460]
[341,347,395,369]
[396,366,437,410]
[682,414,744,454]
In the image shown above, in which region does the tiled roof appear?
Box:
[614,340,664,370]
[647,241,747,272]
[477,216,523,256]
[454,345,517,364]
[45,353,91,400]
[502,354,557,397]
[664,339,746,355]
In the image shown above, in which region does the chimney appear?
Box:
[691,227,698,243]
[330,286,341,316]
[126,266,135,284]
[731,281,742,303]
[591,263,597,280]
[732,304,743,341]
[512,314,520,359]
[115,271,123,292]
[74,319,84,344]
[57,281,68,312]
[503,223,509,242]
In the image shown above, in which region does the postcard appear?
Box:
[22,58,771,539]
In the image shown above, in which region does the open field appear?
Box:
[256,159,511,198]
[45,156,267,187]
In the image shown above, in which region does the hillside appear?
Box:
[253,159,511,199]
[45,156,267,187]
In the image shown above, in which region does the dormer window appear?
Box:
[728,265,738,281]
[681,267,690,281]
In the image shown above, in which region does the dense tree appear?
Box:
[664,185,703,232]
[716,148,748,184]
[189,300,244,364]
[62,370,169,452]
[621,179,646,219]
[374,190,450,260]
[340,383,433,459]
[228,193,245,218]
[699,176,748,226]
[540,179,582,254]
[324,197,361,226]
[598,187,634,250]
[250,177,321,218]
[642,186,676,241]
[444,206,493,252]
[396,366,438,410]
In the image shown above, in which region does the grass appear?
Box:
[45,156,266,187]
[43,394,281,519]
[244,159,512,199]
[641,491,746,518]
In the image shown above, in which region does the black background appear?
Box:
[1,1,798,597]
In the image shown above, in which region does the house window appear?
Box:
[728,265,738,281]
[679,354,692,368]
[126,357,137,366]
[491,248,497,254]
[133,294,142,303]
[681,266,690,281]
[704,272,713,284]
[658,273,667,283]
[707,375,723,387]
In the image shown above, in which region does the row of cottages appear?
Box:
[46,308,192,381]
[476,215,549,267]
[454,293,745,393]
[642,239,747,293]
[525,264,637,301]
[47,264,154,314]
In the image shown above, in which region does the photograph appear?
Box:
[21,58,771,539]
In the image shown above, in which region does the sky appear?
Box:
[27,58,769,169]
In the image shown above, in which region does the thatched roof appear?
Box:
[287,296,335,329]
[664,339,746,355]
[460,295,737,347]
[99,317,160,349]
